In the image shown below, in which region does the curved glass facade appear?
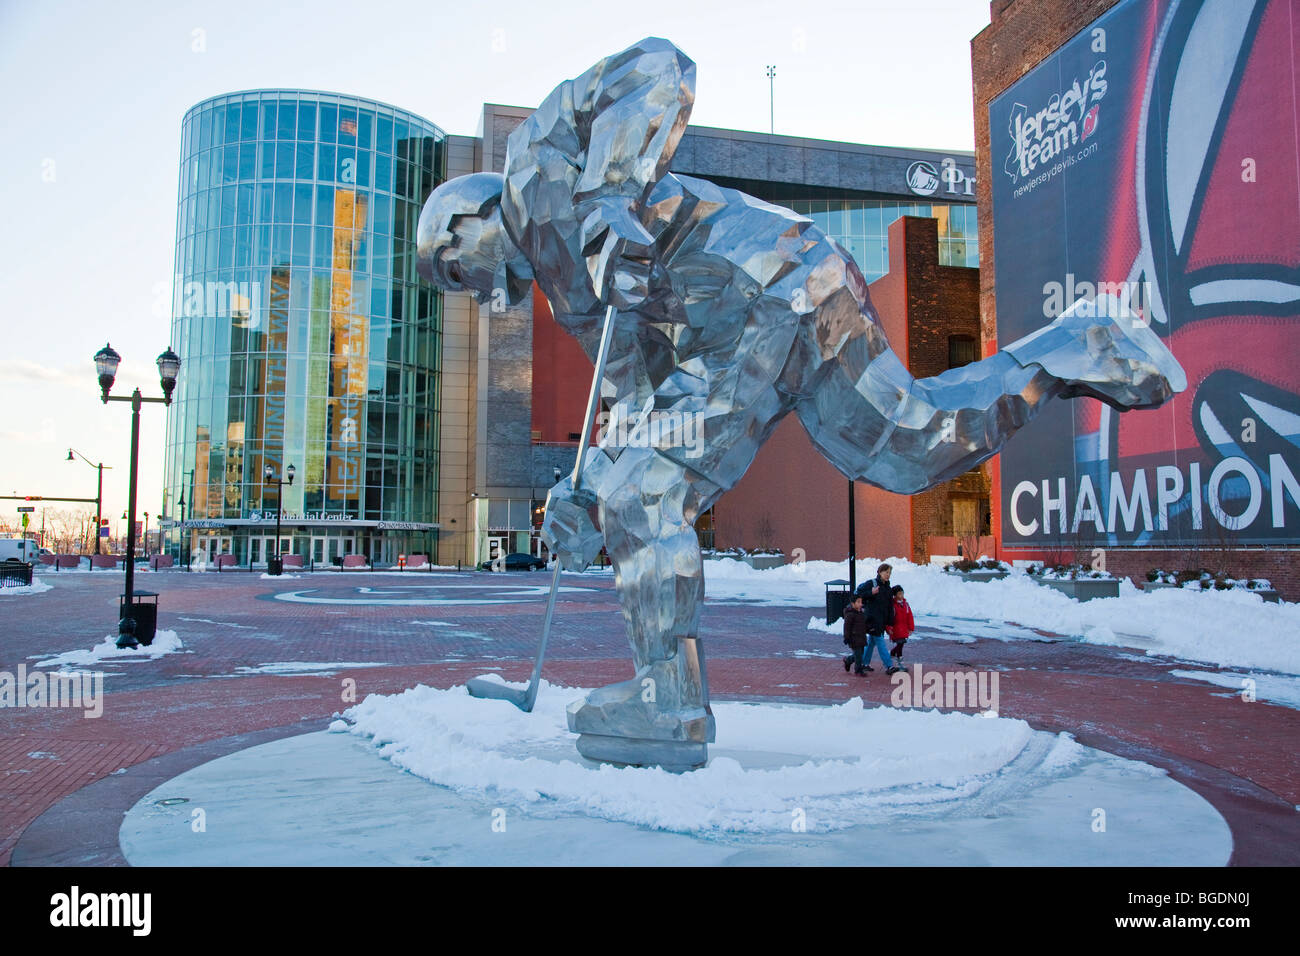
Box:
[163,91,445,567]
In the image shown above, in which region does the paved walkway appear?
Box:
[2,569,1297,865]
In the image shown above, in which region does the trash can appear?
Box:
[119,591,159,646]
[266,557,283,576]
[824,578,852,625]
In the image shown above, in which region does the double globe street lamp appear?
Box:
[94,343,181,648]
[263,463,296,575]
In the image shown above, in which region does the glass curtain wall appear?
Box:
[783,199,979,283]
[162,91,445,565]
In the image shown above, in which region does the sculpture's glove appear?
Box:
[1003,294,1187,411]
[541,471,606,571]
[581,200,655,311]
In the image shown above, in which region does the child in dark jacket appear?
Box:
[887,584,914,665]
[841,595,869,676]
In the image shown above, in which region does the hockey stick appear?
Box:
[466,304,618,712]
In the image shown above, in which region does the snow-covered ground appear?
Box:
[235,661,393,676]
[121,715,1230,865]
[341,677,1076,834]
[31,630,185,668]
[703,557,1300,675]
[0,579,53,596]
[129,673,1211,866]
[1169,669,1300,711]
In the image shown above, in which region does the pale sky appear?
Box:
[0,0,991,533]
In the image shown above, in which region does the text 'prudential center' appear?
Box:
[163,91,445,567]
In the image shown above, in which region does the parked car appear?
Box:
[480,552,546,571]
[0,538,40,564]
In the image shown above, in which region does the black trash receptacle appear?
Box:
[266,557,283,576]
[120,591,159,646]
[824,578,852,626]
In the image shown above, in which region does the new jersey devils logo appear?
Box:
[1081,105,1099,140]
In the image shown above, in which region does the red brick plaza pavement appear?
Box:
[1,568,1297,866]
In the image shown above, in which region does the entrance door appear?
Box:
[205,536,232,563]
[250,536,292,566]
[310,535,356,567]
[487,535,508,564]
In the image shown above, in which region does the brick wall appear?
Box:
[712,216,982,564]
[1030,548,1300,601]
[887,216,987,563]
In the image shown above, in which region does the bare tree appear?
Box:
[44,508,94,554]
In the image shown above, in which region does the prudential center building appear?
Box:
[162,91,980,569]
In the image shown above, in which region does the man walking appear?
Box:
[856,564,901,674]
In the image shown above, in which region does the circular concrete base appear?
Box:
[120,724,1232,866]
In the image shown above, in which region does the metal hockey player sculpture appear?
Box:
[416,39,1185,770]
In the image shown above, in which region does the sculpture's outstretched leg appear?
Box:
[564,445,717,771]
[794,294,1186,494]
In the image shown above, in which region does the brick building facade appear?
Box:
[713,214,987,565]
[443,104,983,568]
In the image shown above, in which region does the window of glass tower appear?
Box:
[165,93,445,546]
[783,199,979,283]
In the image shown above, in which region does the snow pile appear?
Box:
[341,678,1045,834]
[32,630,185,668]
[0,580,53,595]
[706,556,1300,675]
[259,572,301,580]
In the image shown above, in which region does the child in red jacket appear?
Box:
[887,585,914,665]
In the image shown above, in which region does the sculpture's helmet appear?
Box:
[416,172,506,294]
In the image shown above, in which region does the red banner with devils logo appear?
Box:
[990,0,1300,548]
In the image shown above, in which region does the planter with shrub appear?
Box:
[1143,568,1280,602]
[942,557,1012,582]
[1026,563,1120,601]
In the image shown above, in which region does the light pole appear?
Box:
[67,448,111,554]
[848,479,857,592]
[766,65,776,134]
[177,468,194,570]
[263,463,296,575]
[142,512,150,558]
[95,342,181,648]
[177,491,187,570]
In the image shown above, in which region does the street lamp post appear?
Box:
[263,463,296,575]
[143,512,150,558]
[66,448,111,554]
[848,479,857,592]
[176,468,194,570]
[94,342,181,648]
[177,491,187,570]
